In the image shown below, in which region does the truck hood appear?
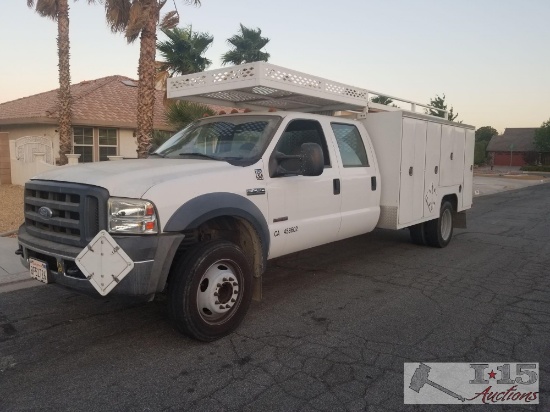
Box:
[31,159,239,198]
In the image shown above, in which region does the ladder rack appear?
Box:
[167,62,449,120]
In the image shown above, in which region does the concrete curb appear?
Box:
[0,229,17,237]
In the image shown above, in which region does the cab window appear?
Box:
[331,123,369,167]
[276,119,331,167]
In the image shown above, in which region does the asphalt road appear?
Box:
[1,184,549,411]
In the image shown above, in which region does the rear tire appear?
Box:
[409,223,427,245]
[168,240,253,341]
[425,201,454,248]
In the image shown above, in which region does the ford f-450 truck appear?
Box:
[17,63,474,341]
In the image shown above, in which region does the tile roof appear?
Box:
[0,76,171,130]
[487,128,537,152]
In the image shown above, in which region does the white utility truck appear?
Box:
[17,63,474,341]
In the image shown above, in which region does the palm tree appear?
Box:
[157,26,213,76]
[165,101,215,131]
[155,25,213,96]
[221,24,270,66]
[102,0,201,158]
[27,0,86,165]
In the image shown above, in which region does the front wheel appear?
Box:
[424,201,454,248]
[168,240,253,341]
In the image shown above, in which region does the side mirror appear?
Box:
[269,143,324,177]
[300,143,324,176]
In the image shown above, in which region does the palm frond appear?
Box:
[125,1,148,42]
[165,101,215,130]
[157,26,213,75]
[33,0,59,20]
[160,10,179,30]
[155,68,170,91]
[104,0,131,33]
[222,23,270,65]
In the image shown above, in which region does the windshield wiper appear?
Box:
[148,152,166,158]
[179,152,222,161]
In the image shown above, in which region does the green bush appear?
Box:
[520,165,550,172]
[474,141,488,165]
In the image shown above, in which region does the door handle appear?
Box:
[371,176,377,191]
[333,178,340,195]
[409,167,413,176]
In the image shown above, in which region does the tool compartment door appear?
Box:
[462,129,475,209]
[440,125,466,187]
[399,118,427,225]
[423,122,442,219]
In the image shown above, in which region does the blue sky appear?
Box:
[1,0,549,132]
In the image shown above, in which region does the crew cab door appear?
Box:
[265,118,342,258]
[329,122,381,240]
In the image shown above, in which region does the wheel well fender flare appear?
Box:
[163,192,270,259]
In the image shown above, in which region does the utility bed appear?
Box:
[362,111,474,229]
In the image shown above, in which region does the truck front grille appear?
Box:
[24,181,109,247]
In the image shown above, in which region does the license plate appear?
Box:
[30,258,50,284]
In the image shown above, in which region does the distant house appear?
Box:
[486,128,538,166]
[0,76,175,163]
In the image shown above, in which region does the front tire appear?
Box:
[168,240,253,341]
[425,201,454,248]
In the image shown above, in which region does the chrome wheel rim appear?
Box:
[196,260,241,324]
[441,209,452,241]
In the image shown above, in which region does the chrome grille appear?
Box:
[24,181,109,247]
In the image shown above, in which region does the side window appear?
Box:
[276,120,331,166]
[331,123,369,167]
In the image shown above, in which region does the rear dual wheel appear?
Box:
[409,201,454,248]
[168,240,253,342]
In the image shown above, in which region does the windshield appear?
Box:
[154,115,282,166]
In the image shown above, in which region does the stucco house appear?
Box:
[0,75,175,165]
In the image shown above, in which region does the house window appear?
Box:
[98,128,118,161]
[73,127,94,163]
[72,127,119,162]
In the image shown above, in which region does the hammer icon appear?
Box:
[409,363,466,402]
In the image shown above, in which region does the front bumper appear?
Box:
[18,225,183,296]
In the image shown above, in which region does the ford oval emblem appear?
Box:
[38,206,53,219]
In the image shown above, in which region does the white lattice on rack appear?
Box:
[167,62,450,118]
[212,66,256,83]
[325,83,368,99]
[203,91,259,103]
[171,74,207,90]
[263,67,322,90]
[250,86,294,98]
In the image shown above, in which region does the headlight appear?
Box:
[108,198,158,234]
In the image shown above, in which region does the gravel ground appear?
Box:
[0,185,24,233]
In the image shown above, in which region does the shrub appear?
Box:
[522,151,539,165]
[520,165,550,172]
[474,141,488,165]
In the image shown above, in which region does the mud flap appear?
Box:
[453,211,467,229]
[252,275,262,302]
